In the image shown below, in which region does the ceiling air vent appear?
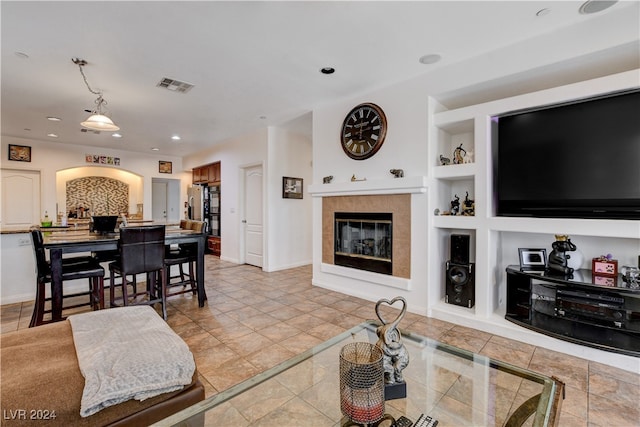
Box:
[156,77,194,93]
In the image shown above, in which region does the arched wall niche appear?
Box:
[56,166,143,218]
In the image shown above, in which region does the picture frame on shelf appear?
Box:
[8,144,31,162]
[518,248,547,272]
[282,176,303,199]
[159,161,172,174]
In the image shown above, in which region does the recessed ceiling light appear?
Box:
[419,54,442,65]
[536,8,551,16]
[47,116,62,122]
[151,147,160,151]
[112,133,122,138]
[171,135,181,141]
[47,133,58,138]
[320,67,335,75]
[579,0,617,14]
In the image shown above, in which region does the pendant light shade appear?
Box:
[81,113,120,131]
[73,58,120,132]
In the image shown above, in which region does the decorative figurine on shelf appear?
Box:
[453,143,466,164]
[462,191,475,216]
[547,234,578,275]
[450,194,461,216]
[439,154,451,166]
[389,169,404,178]
[323,175,333,184]
[375,297,409,400]
[463,149,474,164]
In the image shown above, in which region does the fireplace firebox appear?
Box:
[334,212,392,275]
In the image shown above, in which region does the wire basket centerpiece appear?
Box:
[339,342,385,425]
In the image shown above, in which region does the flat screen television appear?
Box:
[493,89,640,220]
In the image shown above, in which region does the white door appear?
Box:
[244,165,263,267]
[152,181,168,221]
[1,169,41,226]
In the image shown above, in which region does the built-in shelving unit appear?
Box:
[427,70,640,371]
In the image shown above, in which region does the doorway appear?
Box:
[243,164,263,267]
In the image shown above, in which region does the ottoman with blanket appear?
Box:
[1,306,204,426]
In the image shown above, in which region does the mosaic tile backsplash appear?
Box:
[66,176,129,216]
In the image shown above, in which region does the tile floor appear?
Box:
[2,256,638,426]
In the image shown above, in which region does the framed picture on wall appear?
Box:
[159,161,172,174]
[282,176,303,199]
[8,144,31,162]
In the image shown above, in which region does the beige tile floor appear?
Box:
[2,256,638,426]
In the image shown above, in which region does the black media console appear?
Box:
[505,266,640,357]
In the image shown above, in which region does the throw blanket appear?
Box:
[69,306,195,417]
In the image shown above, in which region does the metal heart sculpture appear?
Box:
[375,296,407,328]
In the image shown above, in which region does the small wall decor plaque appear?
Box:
[85,154,120,165]
[282,176,303,199]
[8,144,31,162]
[159,160,172,174]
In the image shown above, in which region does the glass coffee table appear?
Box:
[158,321,563,426]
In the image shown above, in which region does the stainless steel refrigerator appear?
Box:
[187,185,203,221]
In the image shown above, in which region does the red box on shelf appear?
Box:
[592,258,618,277]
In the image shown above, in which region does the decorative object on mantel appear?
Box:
[453,143,467,164]
[375,296,409,400]
[323,175,334,184]
[339,342,386,426]
[351,174,367,182]
[439,154,451,165]
[8,144,31,162]
[389,169,404,178]
[72,58,120,132]
[547,234,577,276]
[282,177,303,199]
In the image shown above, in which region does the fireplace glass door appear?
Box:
[334,212,392,275]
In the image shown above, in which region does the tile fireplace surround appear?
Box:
[322,194,411,278]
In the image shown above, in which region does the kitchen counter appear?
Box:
[0,220,178,234]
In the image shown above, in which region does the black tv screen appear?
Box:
[494,89,640,220]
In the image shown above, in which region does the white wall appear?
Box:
[266,127,313,271]
[1,135,190,221]
[0,136,189,304]
[182,125,314,270]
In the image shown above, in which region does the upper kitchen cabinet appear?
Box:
[192,162,221,185]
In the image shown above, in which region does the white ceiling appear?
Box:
[2,1,639,157]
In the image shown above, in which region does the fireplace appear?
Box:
[334,212,392,275]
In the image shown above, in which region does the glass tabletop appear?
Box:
[157,321,561,427]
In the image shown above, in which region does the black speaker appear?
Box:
[450,234,470,265]
[445,261,475,308]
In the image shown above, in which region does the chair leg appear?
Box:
[188,260,197,294]
[29,279,46,327]
[110,268,116,307]
[160,268,167,321]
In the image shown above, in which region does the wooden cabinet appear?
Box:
[192,162,221,185]
[207,236,221,257]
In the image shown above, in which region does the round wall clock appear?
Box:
[340,103,387,160]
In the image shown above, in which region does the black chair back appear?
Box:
[118,225,166,275]
[30,228,49,280]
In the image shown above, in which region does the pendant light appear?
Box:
[73,58,120,131]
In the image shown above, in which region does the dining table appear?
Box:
[42,225,208,321]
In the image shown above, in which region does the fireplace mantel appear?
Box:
[309,175,427,197]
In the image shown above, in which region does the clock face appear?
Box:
[340,103,387,160]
